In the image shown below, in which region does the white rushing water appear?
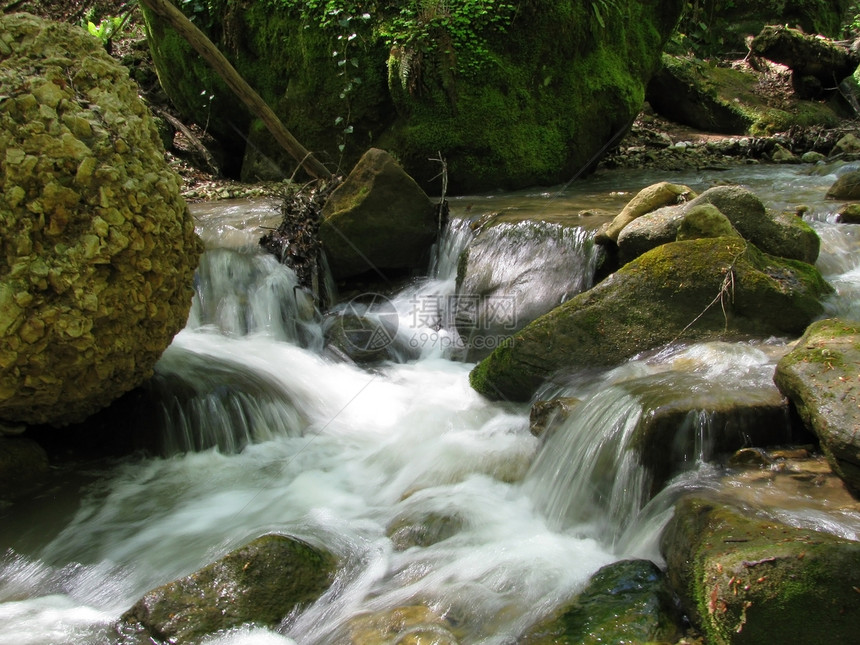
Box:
[2,163,860,644]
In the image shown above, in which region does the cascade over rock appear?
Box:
[774,318,860,494]
[455,217,600,360]
[0,13,202,427]
[470,238,831,401]
[140,0,684,193]
[662,495,860,645]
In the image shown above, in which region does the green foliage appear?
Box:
[377,0,518,77]
[843,2,860,36]
[590,0,621,29]
[83,1,138,52]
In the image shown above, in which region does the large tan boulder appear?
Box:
[0,14,202,426]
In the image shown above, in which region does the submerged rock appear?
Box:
[521,559,679,644]
[662,495,860,645]
[0,14,201,426]
[626,375,794,497]
[471,238,831,401]
[320,148,437,282]
[348,605,458,645]
[774,318,860,494]
[0,435,48,502]
[120,534,338,644]
[529,397,582,438]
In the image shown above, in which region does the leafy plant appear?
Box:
[590,0,621,29]
[84,1,138,53]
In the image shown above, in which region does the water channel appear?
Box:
[1,162,859,644]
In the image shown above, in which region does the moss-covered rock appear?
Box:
[672,0,853,54]
[120,533,338,644]
[826,169,860,200]
[661,495,860,645]
[597,181,695,244]
[521,559,679,644]
[320,148,437,281]
[676,203,741,241]
[141,1,684,193]
[647,55,754,134]
[773,318,860,494]
[470,238,831,401]
[836,202,860,223]
[0,14,201,427]
[751,25,859,98]
[647,54,844,135]
[618,185,820,265]
[686,186,820,264]
[616,204,684,263]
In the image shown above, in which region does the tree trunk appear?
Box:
[138,0,332,181]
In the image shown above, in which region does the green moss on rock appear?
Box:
[662,495,860,645]
[121,533,338,644]
[471,238,832,401]
[521,559,680,644]
[774,318,860,493]
[141,1,684,192]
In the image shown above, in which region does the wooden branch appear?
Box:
[138,0,332,181]
[153,107,222,176]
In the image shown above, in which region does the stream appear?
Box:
[1,162,859,644]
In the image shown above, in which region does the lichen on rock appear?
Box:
[0,13,202,426]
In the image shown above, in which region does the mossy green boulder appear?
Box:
[140,1,684,193]
[647,53,843,134]
[470,237,831,401]
[676,203,741,241]
[685,186,820,264]
[120,534,338,644]
[0,14,201,427]
[774,318,860,494]
[826,170,860,200]
[661,495,860,645]
[521,559,679,644]
[616,185,820,265]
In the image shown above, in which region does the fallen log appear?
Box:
[750,25,860,98]
[138,0,332,180]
